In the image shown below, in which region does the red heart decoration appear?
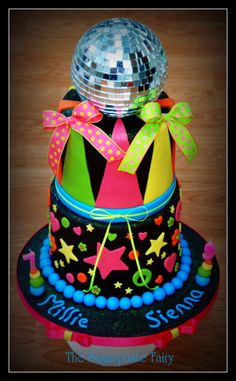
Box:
[154,216,163,225]
[138,232,148,240]
[73,226,82,236]
[164,253,177,273]
[154,275,163,284]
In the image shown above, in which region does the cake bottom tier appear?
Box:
[17,223,219,345]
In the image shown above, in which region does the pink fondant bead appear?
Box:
[66,273,75,283]
[203,242,216,260]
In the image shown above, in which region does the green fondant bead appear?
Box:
[30,276,44,288]
[61,217,70,228]
[198,266,211,278]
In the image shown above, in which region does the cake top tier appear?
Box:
[71,18,168,118]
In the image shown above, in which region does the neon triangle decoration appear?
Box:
[61,129,95,206]
[96,119,143,208]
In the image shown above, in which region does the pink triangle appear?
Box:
[95,119,143,208]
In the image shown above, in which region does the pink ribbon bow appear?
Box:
[43,101,126,178]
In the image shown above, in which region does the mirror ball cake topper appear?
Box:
[71,18,168,118]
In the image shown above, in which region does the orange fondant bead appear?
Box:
[77,272,87,283]
[128,250,140,260]
[30,268,38,274]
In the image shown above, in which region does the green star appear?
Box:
[52,204,57,212]
[88,268,94,276]
[161,251,167,259]
[58,238,78,264]
[145,232,167,258]
[59,259,65,267]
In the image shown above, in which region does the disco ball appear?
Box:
[71,18,168,118]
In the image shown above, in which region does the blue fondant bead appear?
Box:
[30,285,45,296]
[171,277,183,289]
[95,296,107,309]
[154,287,166,301]
[180,264,191,274]
[39,253,50,261]
[142,292,155,305]
[131,295,143,309]
[63,285,75,299]
[182,247,191,256]
[40,259,51,269]
[84,294,96,307]
[107,297,120,311]
[48,273,60,286]
[180,239,188,248]
[73,290,84,304]
[180,233,184,240]
[181,256,192,265]
[42,266,54,278]
[195,274,210,287]
[177,270,188,282]
[55,279,67,292]
[40,247,50,255]
[119,297,131,310]
[163,282,175,295]
[43,238,50,246]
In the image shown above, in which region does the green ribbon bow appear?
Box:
[118,101,197,174]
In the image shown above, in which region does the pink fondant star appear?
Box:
[83,243,128,279]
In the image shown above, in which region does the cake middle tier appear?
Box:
[49,177,182,298]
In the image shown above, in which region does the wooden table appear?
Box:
[10,9,226,372]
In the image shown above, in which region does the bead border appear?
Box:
[39,233,192,311]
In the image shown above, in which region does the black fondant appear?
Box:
[49,178,181,298]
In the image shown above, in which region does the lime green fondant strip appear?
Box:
[62,129,95,206]
[144,125,173,203]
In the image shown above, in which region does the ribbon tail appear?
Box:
[83,222,112,293]
[168,121,198,162]
[127,220,158,291]
[118,123,159,174]
[48,125,70,178]
[72,123,126,163]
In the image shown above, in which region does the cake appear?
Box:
[17,18,219,360]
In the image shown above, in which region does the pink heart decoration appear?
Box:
[164,253,177,273]
[73,226,82,236]
[138,232,148,241]
[50,212,60,232]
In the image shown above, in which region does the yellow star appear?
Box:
[59,259,65,267]
[145,232,167,258]
[170,205,175,214]
[86,223,94,232]
[58,238,78,263]
[52,204,57,212]
[114,281,123,288]
[161,251,167,259]
[146,258,154,265]
[88,268,94,276]
[54,260,59,268]
[125,287,133,294]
